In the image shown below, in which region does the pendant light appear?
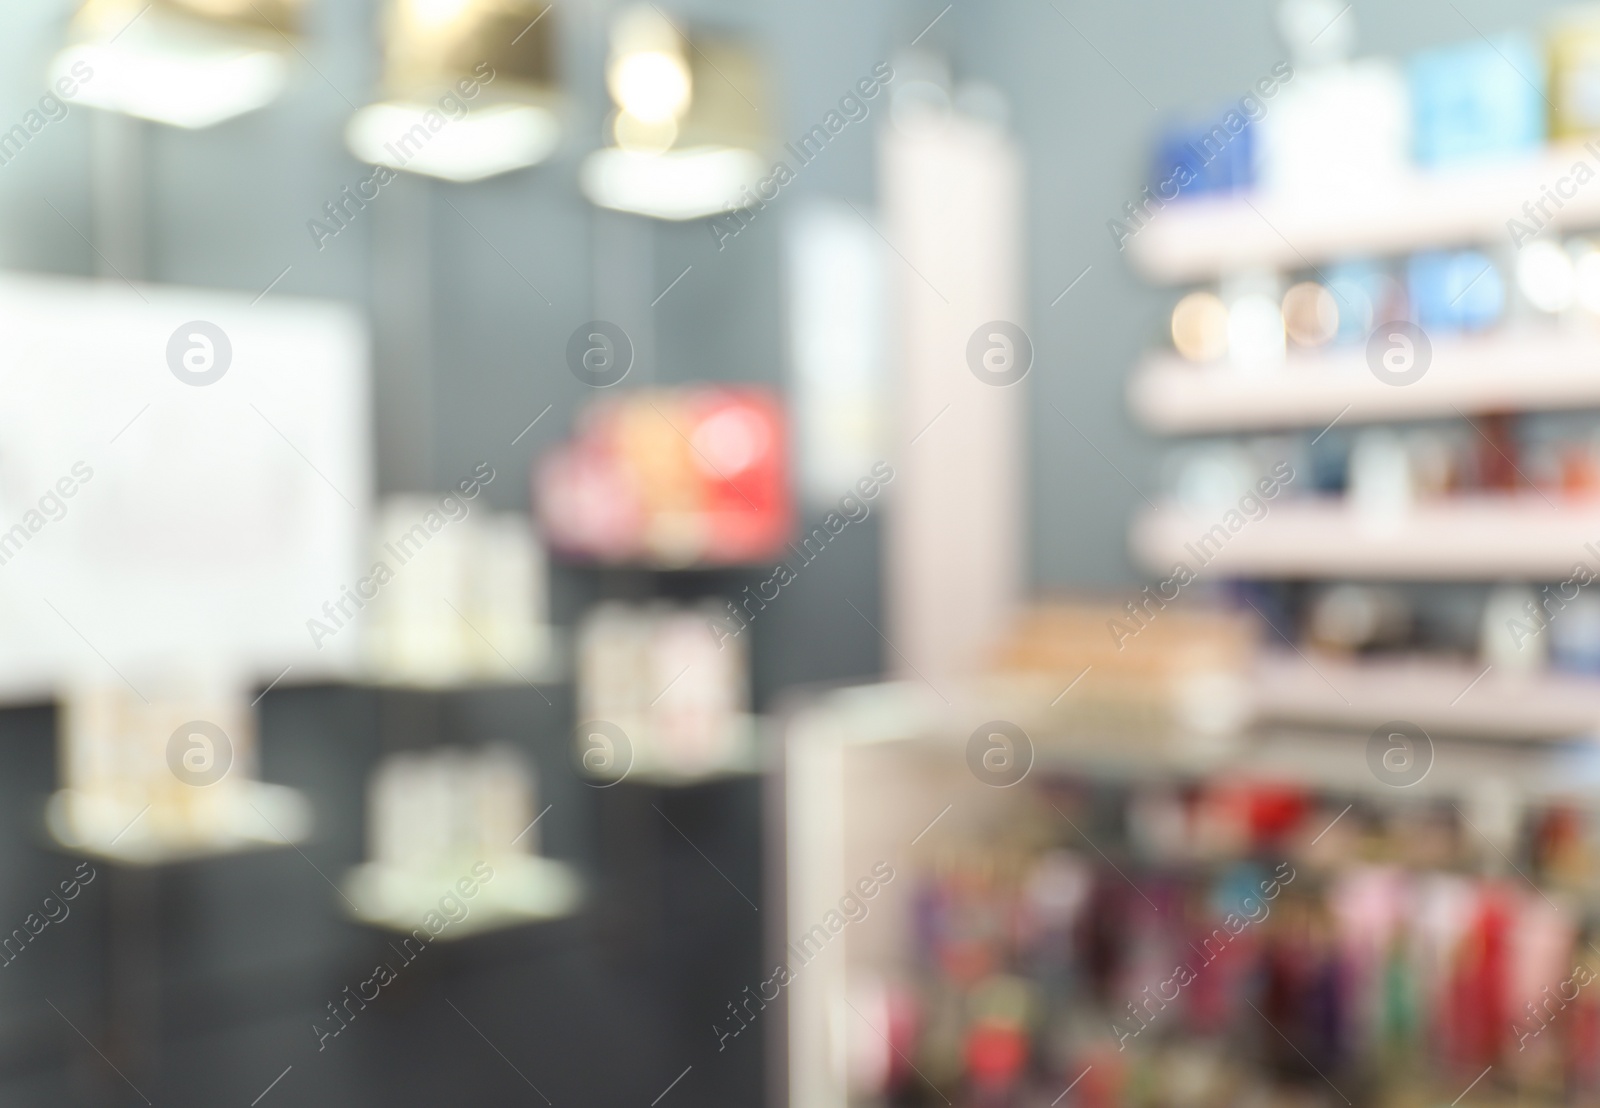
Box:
[580,4,768,221]
[51,0,299,129]
[345,0,562,183]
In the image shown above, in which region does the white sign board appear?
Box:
[0,272,369,700]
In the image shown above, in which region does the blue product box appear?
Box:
[1324,260,1387,343]
[1409,34,1546,166]
[1151,112,1256,200]
[1407,250,1504,332]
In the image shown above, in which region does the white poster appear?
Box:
[0,272,370,700]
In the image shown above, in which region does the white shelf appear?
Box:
[1131,328,1600,433]
[342,854,581,939]
[46,781,312,866]
[1128,141,1600,283]
[1252,650,1600,740]
[1131,496,1600,579]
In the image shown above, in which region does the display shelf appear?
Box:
[576,713,763,788]
[1251,650,1600,740]
[353,670,567,693]
[603,762,764,788]
[1130,496,1600,579]
[343,854,581,939]
[1130,327,1600,433]
[1128,140,1600,283]
[781,679,1600,1108]
[356,627,566,690]
[46,781,312,866]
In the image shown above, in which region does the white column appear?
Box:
[881,109,1025,687]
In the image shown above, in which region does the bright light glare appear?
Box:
[407,0,476,29]
[51,41,286,129]
[692,408,769,475]
[580,145,766,221]
[1575,249,1600,314]
[346,102,561,182]
[608,51,691,123]
[613,110,678,154]
[1227,292,1286,371]
[1516,240,1576,314]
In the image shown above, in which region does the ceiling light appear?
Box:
[348,0,563,182]
[613,111,678,154]
[407,0,476,31]
[581,4,769,221]
[53,0,300,129]
[581,146,767,221]
[346,101,560,183]
[609,51,691,123]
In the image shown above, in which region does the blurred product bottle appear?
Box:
[364,500,552,684]
[1222,273,1287,373]
[1480,584,1548,672]
[1281,280,1339,348]
[368,744,535,874]
[576,600,751,780]
[1550,591,1600,673]
[1324,260,1406,345]
[59,678,259,849]
[1468,412,1522,490]
[1169,290,1230,363]
[1305,584,1413,654]
[1514,239,1579,319]
[1256,1,1410,201]
[1348,429,1415,521]
[1407,250,1504,332]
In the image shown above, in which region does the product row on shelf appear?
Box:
[1130,404,1600,580]
[1148,3,1600,210]
[42,587,757,866]
[45,679,582,938]
[1169,415,1600,509]
[787,663,1600,1108]
[871,776,1600,1108]
[1125,6,1600,282]
[1166,238,1600,371]
[986,599,1600,746]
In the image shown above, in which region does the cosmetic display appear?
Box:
[575,601,755,783]
[536,388,792,568]
[1126,9,1600,283]
[343,744,579,936]
[783,671,1600,1108]
[361,497,554,686]
[47,681,311,863]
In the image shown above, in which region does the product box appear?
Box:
[1549,8,1600,140]
[1410,34,1546,166]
